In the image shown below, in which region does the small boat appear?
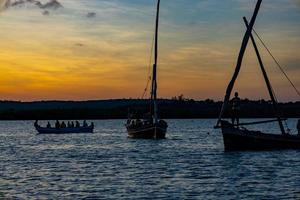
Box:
[215,0,300,151]
[126,119,168,139]
[34,121,94,134]
[125,0,168,139]
[35,125,94,134]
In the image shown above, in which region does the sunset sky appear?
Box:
[0,0,299,101]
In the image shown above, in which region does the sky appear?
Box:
[0,0,299,102]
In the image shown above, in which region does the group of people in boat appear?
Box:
[126,112,168,128]
[34,120,94,129]
[127,113,153,127]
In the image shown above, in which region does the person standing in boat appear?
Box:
[231,92,241,126]
[297,119,300,135]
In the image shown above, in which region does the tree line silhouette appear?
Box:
[0,98,298,120]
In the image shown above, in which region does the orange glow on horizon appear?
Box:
[0,1,299,102]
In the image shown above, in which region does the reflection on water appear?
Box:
[0,119,299,199]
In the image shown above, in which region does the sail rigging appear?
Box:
[151,0,160,124]
[216,0,262,127]
[216,0,300,151]
[141,25,156,99]
[216,0,295,136]
[243,17,286,135]
[251,28,300,98]
[126,0,167,139]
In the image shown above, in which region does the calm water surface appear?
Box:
[0,119,300,199]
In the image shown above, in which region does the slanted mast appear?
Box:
[216,0,262,127]
[216,0,287,135]
[243,17,286,135]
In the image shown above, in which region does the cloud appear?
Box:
[10,0,62,9]
[40,0,62,10]
[86,12,96,18]
[0,0,298,101]
[0,0,62,14]
[42,9,49,15]
[75,43,84,47]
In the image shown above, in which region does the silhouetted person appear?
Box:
[67,121,71,128]
[75,121,80,128]
[55,120,60,129]
[231,92,241,126]
[61,121,66,128]
[91,122,94,128]
[47,122,51,128]
[83,120,88,127]
[71,121,75,128]
[297,119,300,135]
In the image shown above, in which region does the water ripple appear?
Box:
[0,119,299,199]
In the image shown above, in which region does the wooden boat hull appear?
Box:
[126,124,167,139]
[35,126,94,134]
[221,121,300,151]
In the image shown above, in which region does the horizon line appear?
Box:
[0,98,299,103]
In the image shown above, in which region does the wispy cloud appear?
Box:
[0,0,63,16]
[0,0,299,101]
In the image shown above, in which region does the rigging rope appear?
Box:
[141,28,155,99]
[252,28,300,97]
[252,28,295,133]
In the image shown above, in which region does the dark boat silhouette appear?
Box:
[35,121,94,134]
[125,0,168,139]
[216,0,300,151]
[220,121,300,151]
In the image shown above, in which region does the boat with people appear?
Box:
[125,0,168,139]
[215,0,300,151]
[34,120,94,134]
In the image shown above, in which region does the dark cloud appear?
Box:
[40,0,62,10]
[86,12,96,18]
[75,43,84,47]
[2,0,62,13]
[42,10,49,15]
[1,0,63,16]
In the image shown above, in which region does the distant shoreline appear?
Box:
[0,99,299,120]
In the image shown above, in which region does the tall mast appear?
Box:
[151,0,160,124]
[243,17,286,135]
[216,0,262,127]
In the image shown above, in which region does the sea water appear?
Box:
[0,119,299,199]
